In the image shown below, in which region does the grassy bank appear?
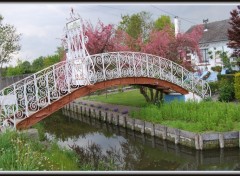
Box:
[131,100,240,132]
[0,130,79,171]
[83,90,240,132]
[83,89,147,107]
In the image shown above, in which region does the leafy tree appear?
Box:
[154,15,174,31]
[140,26,173,58]
[118,13,142,39]
[55,46,65,60]
[19,61,31,74]
[0,14,21,73]
[118,11,153,49]
[5,59,24,76]
[85,20,115,55]
[5,65,22,76]
[43,54,60,68]
[32,56,44,72]
[219,51,232,71]
[227,6,240,59]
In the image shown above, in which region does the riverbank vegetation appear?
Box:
[0,130,79,171]
[84,89,240,132]
[132,100,240,132]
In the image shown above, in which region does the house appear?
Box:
[185,19,238,74]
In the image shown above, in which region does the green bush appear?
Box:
[218,78,235,102]
[234,73,240,101]
[211,66,222,72]
[208,82,219,95]
[217,74,235,82]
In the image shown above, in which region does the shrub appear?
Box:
[218,78,235,102]
[234,73,240,101]
[217,74,235,82]
[211,66,222,72]
[208,82,219,95]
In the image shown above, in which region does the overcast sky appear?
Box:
[0,2,238,66]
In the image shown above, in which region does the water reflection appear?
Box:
[41,109,240,171]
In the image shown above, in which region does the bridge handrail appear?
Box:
[0,51,211,129]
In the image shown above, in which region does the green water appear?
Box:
[40,109,240,171]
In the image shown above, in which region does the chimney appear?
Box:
[203,19,208,32]
[174,16,179,37]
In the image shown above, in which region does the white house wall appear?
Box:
[191,40,235,72]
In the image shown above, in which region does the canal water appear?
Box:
[40,109,240,171]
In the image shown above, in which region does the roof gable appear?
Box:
[186,19,231,44]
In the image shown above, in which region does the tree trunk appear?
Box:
[139,86,150,102]
[139,86,163,104]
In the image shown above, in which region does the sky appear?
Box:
[0,2,238,66]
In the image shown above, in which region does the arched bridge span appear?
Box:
[16,77,188,129]
[0,52,211,130]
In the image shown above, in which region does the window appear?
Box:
[200,48,209,63]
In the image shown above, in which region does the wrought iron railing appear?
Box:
[0,52,211,130]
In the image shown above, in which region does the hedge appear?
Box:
[217,74,235,82]
[234,73,240,101]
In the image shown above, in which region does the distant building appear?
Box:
[186,19,238,73]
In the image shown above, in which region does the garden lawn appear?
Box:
[83,89,147,107]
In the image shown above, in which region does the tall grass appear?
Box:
[131,100,240,132]
[0,130,79,171]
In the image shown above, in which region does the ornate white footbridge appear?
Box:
[0,11,211,131]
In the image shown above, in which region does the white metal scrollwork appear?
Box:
[0,51,211,130]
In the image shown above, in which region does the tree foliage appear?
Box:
[139,25,203,70]
[154,15,174,31]
[0,14,21,69]
[118,11,153,50]
[85,20,115,55]
[227,5,240,58]
[118,11,153,40]
[4,54,60,76]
